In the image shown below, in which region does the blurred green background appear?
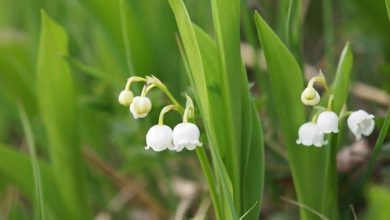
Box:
[0,0,389,219]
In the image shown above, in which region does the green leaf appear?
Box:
[37,11,90,220]
[255,12,330,220]
[240,101,264,219]
[209,0,242,210]
[171,1,264,219]
[193,23,265,220]
[169,1,235,219]
[331,43,353,113]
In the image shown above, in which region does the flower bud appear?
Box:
[301,87,320,106]
[317,111,339,134]
[118,90,134,106]
[347,110,375,140]
[130,96,152,119]
[146,125,173,151]
[296,122,327,147]
[172,123,202,151]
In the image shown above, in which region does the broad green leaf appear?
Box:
[37,11,90,220]
[0,144,69,219]
[168,0,209,121]
[209,0,242,209]
[255,12,330,220]
[193,25,261,220]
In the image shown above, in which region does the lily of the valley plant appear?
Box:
[297,72,375,147]
[118,75,202,152]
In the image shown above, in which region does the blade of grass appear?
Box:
[281,197,330,220]
[17,103,45,220]
[0,144,69,219]
[119,0,135,76]
[386,0,390,22]
[360,109,390,186]
[37,11,90,220]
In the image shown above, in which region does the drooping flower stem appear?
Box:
[311,110,323,123]
[327,95,334,111]
[158,105,181,125]
[307,71,329,91]
[145,76,184,113]
[125,76,147,91]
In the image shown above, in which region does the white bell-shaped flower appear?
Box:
[118,90,134,106]
[130,96,152,119]
[146,125,173,151]
[317,111,339,134]
[301,87,320,106]
[172,123,202,151]
[296,122,327,147]
[347,110,375,140]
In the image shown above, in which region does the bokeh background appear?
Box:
[0,0,389,219]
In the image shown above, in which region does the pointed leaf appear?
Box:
[37,11,89,219]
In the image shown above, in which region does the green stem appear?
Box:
[196,147,222,220]
[311,110,322,123]
[124,76,146,90]
[158,105,179,125]
[308,71,328,90]
[151,82,184,113]
[327,95,334,111]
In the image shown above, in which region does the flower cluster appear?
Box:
[296,72,375,147]
[118,76,202,152]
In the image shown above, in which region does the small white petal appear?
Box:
[118,90,134,106]
[172,123,202,151]
[146,125,173,152]
[347,110,375,140]
[301,88,320,106]
[296,122,327,147]
[130,96,152,119]
[317,111,339,134]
